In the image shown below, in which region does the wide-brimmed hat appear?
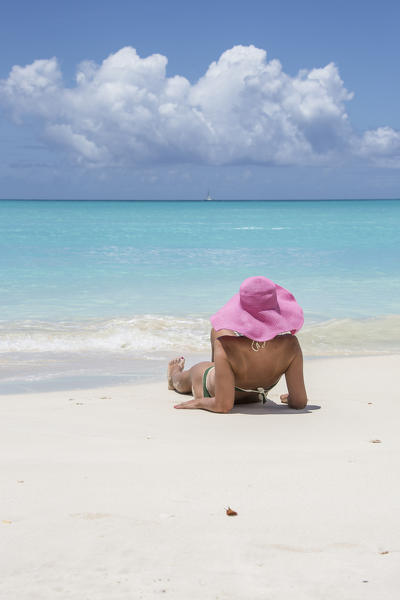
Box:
[210,276,304,341]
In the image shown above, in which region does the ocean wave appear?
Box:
[0,314,399,357]
[298,315,400,355]
[0,315,211,355]
[233,226,264,230]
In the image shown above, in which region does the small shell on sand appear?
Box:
[226,507,238,516]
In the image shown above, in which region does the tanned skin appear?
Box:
[167,328,308,414]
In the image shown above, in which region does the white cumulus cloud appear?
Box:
[0,45,399,169]
[357,126,400,168]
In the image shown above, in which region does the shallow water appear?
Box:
[1,199,399,391]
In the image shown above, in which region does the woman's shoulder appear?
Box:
[274,332,300,343]
[273,333,301,348]
[215,332,302,356]
[271,334,303,360]
[213,328,239,339]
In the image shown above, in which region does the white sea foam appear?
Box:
[0,314,399,357]
[0,316,210,355]
[1,313,399,392]
[298,315,400,356]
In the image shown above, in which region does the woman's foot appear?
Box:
[167,356,185,390]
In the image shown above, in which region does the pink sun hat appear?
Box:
[210,276,304,341]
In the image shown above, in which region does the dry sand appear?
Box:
[1,355,399,599]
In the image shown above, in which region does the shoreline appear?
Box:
[2,351,400,395]
[2,354,399,598]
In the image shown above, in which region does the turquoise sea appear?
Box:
[1,199,399,392]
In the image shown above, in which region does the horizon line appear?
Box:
[1,198,400,202]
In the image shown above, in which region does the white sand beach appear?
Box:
[1,355,399,599]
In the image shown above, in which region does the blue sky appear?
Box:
[1,0,399,199]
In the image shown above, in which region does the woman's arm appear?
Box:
[210,328,237,362]
[210,327,216,362]
[174,395,230,412]
[282,339,308,409]
[174,339,235,413]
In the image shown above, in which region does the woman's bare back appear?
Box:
[169,330,307,413]
[215,332,307,409]
[218,334,296,388]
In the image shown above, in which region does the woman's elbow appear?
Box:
[215,399,234,413]
[288,395,308,410]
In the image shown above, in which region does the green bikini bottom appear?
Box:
[202,366,279,404]
[202,366,215,398]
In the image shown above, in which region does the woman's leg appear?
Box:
[167,357,192,393]
[167,357,214,396]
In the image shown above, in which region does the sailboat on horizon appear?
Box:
[204,190,213,201]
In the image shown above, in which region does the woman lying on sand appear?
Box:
[168,276,308,413]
